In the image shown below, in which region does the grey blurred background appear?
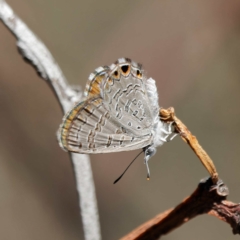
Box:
[1,0,240,239]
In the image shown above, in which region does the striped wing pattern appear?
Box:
[58,58,159,154]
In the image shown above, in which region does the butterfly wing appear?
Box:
[101,58,159,137]
[59,96,152,153]
[59,58,160,154]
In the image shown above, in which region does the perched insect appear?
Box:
[58,58,175,180]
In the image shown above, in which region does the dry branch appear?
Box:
[121,178,240,240]
[160,107,219,184]
[120,108,239,239]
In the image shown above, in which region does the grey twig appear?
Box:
[0,1,101,239]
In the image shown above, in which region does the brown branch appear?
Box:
[160,107,219,184]
[121,108,238,239]
[121,178,240,240]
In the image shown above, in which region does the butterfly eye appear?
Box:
[120,65,130,76]
[136,69,142,78]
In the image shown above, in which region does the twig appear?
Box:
[121,177,240,240]
[0,1,101,240]
[120,107,235,239]
[160,107,219,184]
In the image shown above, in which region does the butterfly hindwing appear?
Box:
[59,96,152,153]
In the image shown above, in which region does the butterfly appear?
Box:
[58,58,174,179]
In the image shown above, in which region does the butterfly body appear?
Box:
[58,58,172,168]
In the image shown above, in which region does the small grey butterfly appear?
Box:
[58,58,174,179]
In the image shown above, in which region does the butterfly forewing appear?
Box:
[103,58,156,136]
[84,66,109,98]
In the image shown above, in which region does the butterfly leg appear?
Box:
[169,133,178,141]
[161,122,178,142]
[160,135,169,142]
[161,133,178,143]
[161,121,174,135]
[167,121,174,133]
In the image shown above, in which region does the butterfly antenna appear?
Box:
[113,150,144,184]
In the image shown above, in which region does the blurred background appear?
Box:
[1,0,240,239]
